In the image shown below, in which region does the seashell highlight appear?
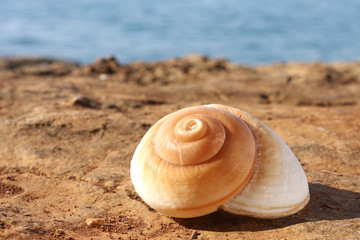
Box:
[130,104,310,218]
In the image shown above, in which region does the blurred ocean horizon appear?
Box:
[1,0,360,65]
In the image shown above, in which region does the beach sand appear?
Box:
[0,55,359,239]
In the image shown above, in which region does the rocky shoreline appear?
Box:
[0,55,359,239]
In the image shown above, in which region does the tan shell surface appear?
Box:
[210,104,310,219]
[130,106,256,218]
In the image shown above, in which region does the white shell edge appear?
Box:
[209,104,310,219]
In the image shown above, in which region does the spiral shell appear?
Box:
[130,104,310,218]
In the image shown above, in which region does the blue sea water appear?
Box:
[1,0,360,65]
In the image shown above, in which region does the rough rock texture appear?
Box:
[0,55,359,239]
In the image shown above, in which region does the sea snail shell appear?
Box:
[130,104,310,219]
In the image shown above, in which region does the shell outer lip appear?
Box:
[208,104,310,219]
[220,190,310,219]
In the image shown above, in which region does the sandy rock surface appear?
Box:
[0,55,359,239]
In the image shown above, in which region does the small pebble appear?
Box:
[99,73,110,81]
[86,218,105,227]
[72,96,100,109]
[103,179,116,188]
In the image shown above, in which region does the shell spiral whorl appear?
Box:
[154,113,226,166]
[131,106,257,218]
[175,116,208,142]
